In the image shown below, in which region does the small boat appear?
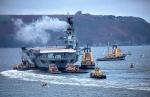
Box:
[48,64,61,74]
[140,54,144,58]
[41,82,48,87]
[96,44,127,61]
[130,63,134,68]
[90,67,106,79]
[80,46,95,69]
[63,64,88,73]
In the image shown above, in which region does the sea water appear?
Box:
[0,46,150,97]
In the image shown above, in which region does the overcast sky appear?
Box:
[0,0,150,22]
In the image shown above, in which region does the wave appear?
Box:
[1,70,150,91]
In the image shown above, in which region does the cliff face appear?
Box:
[73,14,150,46]
[0,13,150,47]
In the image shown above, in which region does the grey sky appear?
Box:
[0,0,150,22]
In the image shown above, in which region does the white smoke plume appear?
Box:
[13,16,68,44]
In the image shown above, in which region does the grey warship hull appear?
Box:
[31,48,79,70]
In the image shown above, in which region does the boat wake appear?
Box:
[1,70,150,91]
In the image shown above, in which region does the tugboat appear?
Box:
[96,44,127,61]
[64,64,88,73]
[13,57,35,70]
[17,16,80,71]
[90,67,106,79]
[80,46,95,69]
[48,64,61,74]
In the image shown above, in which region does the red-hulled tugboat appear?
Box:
[48,64,61,74]
[13,58,35,70]
[64,64,88,73]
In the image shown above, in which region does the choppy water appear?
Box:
[0,46,150,97]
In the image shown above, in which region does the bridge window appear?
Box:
[40,54,47,58]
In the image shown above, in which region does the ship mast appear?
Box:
[107,42,110,56]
